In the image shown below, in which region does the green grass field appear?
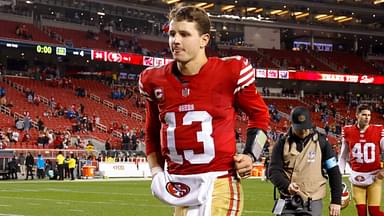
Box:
[0,178,382,216]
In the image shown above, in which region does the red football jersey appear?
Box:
[139,56,270,175]
[341,124,384,172]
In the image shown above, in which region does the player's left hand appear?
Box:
[329,204,341,216]
[234,154,253,178]
[376,169,384,180]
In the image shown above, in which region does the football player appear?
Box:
[338,104,384,216]
[139,5,270,216]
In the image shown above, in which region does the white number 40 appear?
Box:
[351,143,376,163]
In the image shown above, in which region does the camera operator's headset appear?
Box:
[273,186,312,214]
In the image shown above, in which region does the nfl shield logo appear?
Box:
[307,151,316,162]
[182,88,190,97]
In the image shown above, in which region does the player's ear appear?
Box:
[200,33,210,48]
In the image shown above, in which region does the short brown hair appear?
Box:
[168,5,211,35]
[356,104,371,114]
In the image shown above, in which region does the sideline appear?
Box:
[0,195,168,208]
[0,177,152,183]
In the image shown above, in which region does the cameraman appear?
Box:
[269,106,342,216]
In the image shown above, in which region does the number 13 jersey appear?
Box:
[139,56,270,175]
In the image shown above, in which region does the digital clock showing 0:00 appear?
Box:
[36,45,52,54]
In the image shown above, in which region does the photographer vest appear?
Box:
[282,133,326,201]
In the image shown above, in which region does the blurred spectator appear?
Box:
[64,156,70,179]
[21,132,31,142]
[36,116,44,131]
[25,152,34,180]
[68,154,76,180]
[33,95,40,106]
[75,87,86,97]
[8,156,18,179]
[36,154,46,179]
[0,86,5,97]
[16,25,32,40]
[11,129,19,143]
[17,153,25,177]
[0,129,9,148]
[23,112,31,131]
[105,137,111,151]
[0,95,7,106]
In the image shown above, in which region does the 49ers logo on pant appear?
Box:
[166,182,190,198]
[354,175,366,182]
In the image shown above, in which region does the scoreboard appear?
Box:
[0,39,90,58]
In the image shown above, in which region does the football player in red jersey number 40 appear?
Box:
[338,104,384,216]
[138,5,270,216]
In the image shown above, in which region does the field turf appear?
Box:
[0,178,382,215]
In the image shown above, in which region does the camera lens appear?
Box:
[290,195,303,208]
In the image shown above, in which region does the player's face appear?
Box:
[292,127,311,139]
[168,20,209,63]
[356,109,371,127]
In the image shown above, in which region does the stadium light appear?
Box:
[255,8,264,13]
[243,8,264,14]
[195,2,207,7]
[338,17,353,23]
[222,5,235,11]
[295,12,310,19]
[166,0,181,4]
[202,3,214,9]
[373,0,384,4]
[97,12,105,16]
[317,14,334,21]
[277,10,289,16]
[270,9,282,15]
[246,7,257,12]
[334,16,347,21]
[315,14,327,19]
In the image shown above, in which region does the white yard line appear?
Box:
[0,195,168,208]
[55,202,69,205]
[243,210,273,214]
[0,214,25,216]
[1,188,149,197]
[68,209,85,212]
[26,203,40,206]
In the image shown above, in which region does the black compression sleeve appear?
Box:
[319,134,342,205]
[327,166,342,205]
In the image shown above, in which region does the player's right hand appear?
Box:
[233,154,253,178]
[288,182,300,194]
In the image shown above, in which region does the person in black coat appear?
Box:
[8,156,18,179]
[25,152,34,180]
[269,107,341,216]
